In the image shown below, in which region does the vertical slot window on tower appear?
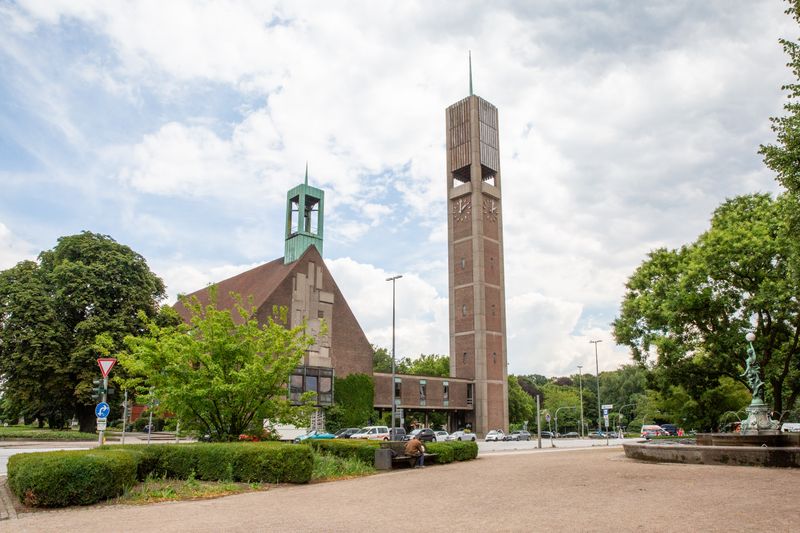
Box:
[460,257,466,269]
[492,352,497,364]
[462,304,467,317]
[443,381,449,406]
[419,380,427,406]
[467,383,474,406]
[462,352,467,364]
[394,378,402,406]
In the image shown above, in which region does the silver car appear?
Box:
[445,430,477,442]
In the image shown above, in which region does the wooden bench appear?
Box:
[379,441,437,468]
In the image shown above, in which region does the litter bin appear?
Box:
[374,448,392,470]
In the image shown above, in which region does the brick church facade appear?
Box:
[176,84,509,437]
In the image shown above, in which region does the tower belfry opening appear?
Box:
[285,167,325,264]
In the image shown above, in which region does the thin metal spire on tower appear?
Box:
[304,162,308,186]
[469,50,473,95]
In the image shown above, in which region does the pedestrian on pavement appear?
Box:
[404,434,425,468]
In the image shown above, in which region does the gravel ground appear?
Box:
[4,447,799,532]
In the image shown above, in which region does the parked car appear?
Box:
[505,430,531,441]
[640,425,666,438]
[660,424,678,436]
[588,431,609,439]
[446,430,477,442]
[334,427,362,439]
[560,432,579,439]
[389,427,407,441]
[434,430,449,442]
[539,430,555,439]
[485,429,505,442]
[293,430,336,444]
[404,428,436,442]
[351,425,391,440]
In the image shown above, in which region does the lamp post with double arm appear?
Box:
[386,275,403,437]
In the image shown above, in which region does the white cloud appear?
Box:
[0,223,37,270]
[3,0,796,377]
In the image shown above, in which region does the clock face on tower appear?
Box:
[452,197,471,222]
[483,198,499,222]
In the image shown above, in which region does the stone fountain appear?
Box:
[624,333,800,468]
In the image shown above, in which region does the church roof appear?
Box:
[174,248,312,323]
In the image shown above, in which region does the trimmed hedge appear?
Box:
[305,438,380,463]
[7,442,313,508]
[306,439,479,466]
[8,449,138,507]
[425,441,478,463]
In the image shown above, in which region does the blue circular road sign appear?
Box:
[95,402,110,419]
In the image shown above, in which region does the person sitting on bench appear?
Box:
[404,434,426,468]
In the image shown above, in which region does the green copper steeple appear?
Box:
[285,166,324,264]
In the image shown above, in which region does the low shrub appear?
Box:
[304,439,380,463]
[425,442,455,463]
[232,443,313,484]
[451,440,479,461]
[425,441,478,464]
[8,449,138,507]
[9,442,313,508]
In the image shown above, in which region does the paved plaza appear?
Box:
[3,446,798,532]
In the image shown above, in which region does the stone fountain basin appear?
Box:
[623,435,800,468]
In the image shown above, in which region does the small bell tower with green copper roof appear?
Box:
[284,164,325,264]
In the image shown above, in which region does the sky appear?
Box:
[0,0,795,377]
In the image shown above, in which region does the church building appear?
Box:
[176,80,509,437]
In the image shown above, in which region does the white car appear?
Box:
[485,430,505,442]
[434,430,449,442]
[350,425,390,440]
[445,430,477,442]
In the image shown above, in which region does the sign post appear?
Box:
[601,404,613,445]
[96,358,117,445]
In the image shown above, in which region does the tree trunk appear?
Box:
[77,405,96,434]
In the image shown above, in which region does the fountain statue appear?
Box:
[740,332,780,434]
[623,332,799,468]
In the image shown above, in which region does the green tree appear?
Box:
[0,261,70,427]
[119,289,315,441]
[539,382,581,433]
[760,0,800,196]
[325,373,375,431]
[372,346,393,373]
[0,232,166,432]
[399,354,450,377]
[508,375,534,425]
[613,194,800,418]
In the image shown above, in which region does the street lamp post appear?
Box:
[577,365,584,437]
[554,405,578,437]
[615,403,636,437]
[590,340,602,431]
[386,275,402,438]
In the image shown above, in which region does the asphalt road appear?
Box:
[6,445,799,532]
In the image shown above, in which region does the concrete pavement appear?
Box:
[3,446,798,532]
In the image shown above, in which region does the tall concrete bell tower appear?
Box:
[446,59,509,437]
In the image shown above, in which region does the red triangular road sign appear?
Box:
[98,358,117,377]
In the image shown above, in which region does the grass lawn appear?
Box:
[0,425,97,441]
